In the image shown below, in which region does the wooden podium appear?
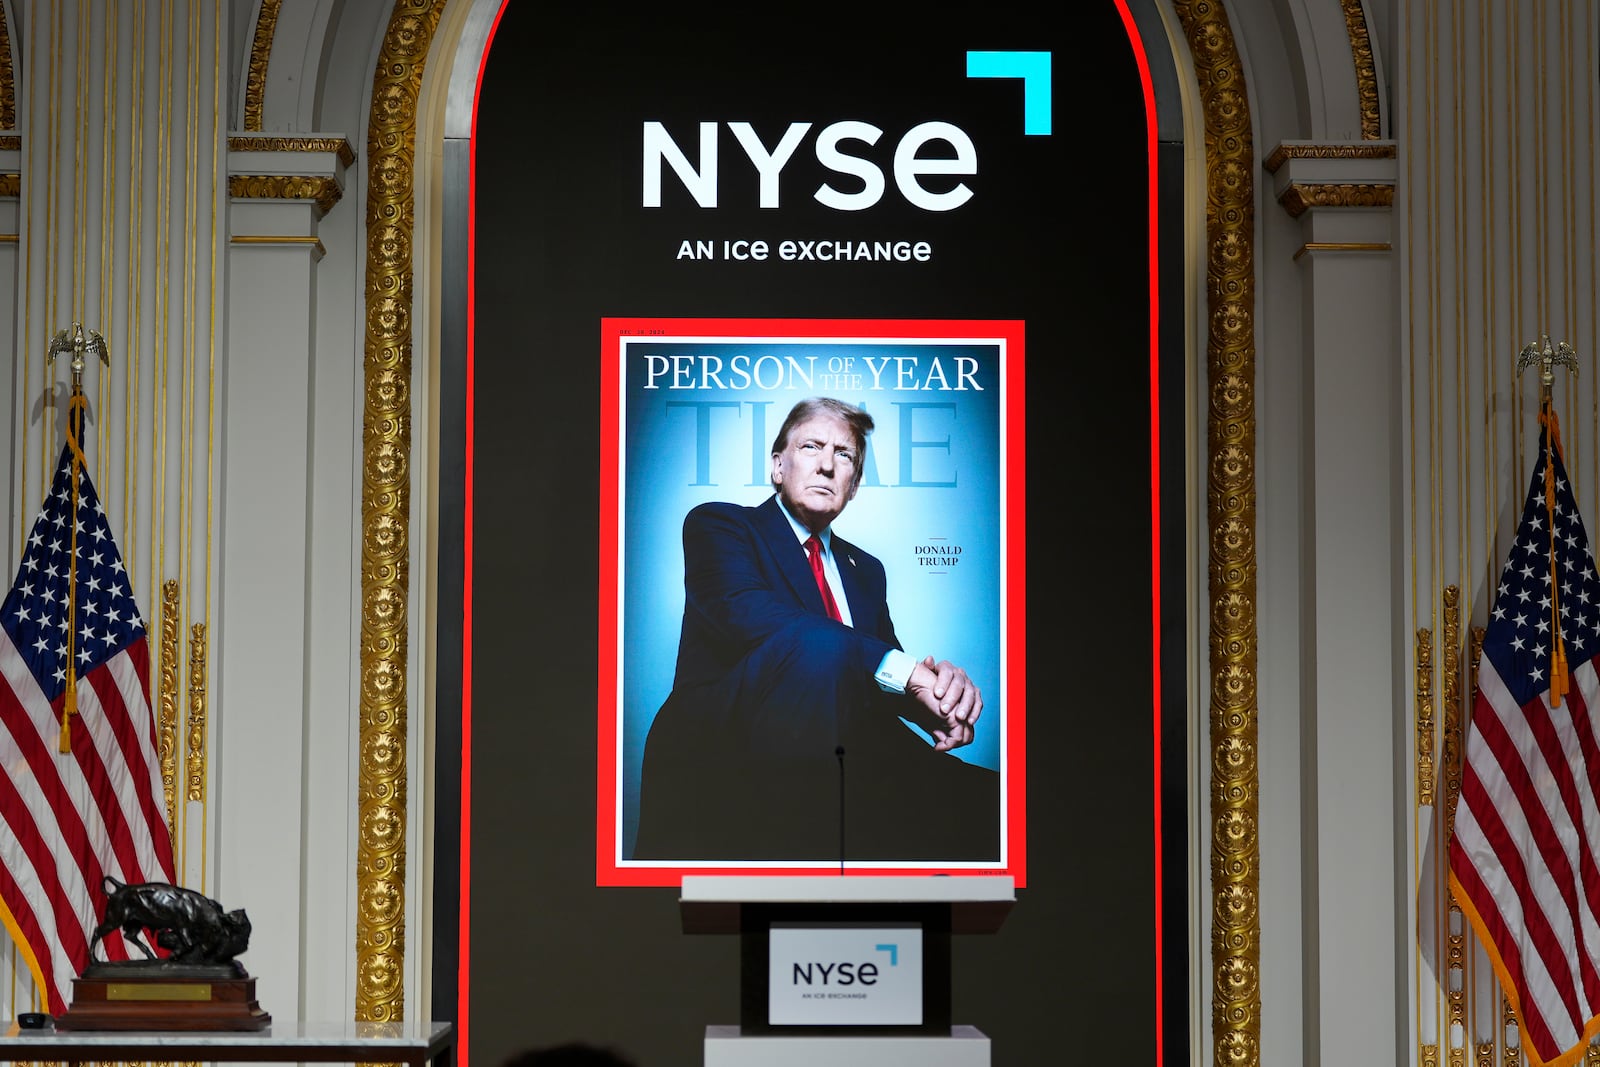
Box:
[681,875,1014,1067]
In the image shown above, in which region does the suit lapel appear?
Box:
[832,534,868,616]
[754,496,827,615]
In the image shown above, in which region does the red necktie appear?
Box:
[805,535,843,622]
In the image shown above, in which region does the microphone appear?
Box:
[835,745,846,875]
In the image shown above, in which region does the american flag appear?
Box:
[1450,412,1600,1067]
[0,436,175,1014]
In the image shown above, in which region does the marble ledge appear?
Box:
[0,1018,453,1049]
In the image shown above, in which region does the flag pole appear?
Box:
[1518,333,1579,707]
[45,323,110,752]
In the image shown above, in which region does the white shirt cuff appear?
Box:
[874,649,917,693]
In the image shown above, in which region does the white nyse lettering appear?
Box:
[728,122,812,209]
[894,121,976,211]
[642,121,718,207]
[814,121,886,211]
[644,120,979,211]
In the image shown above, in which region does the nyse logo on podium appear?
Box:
[768,923,923,1025]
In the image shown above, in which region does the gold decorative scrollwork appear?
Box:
[1340,0,1381,139]
[1262,142,1396,172]
[0,5,13,130]
[1504,995,1522,1067]
[1278,182,1395,218]
[1416,627,1435,804]
[1468,627,1484,691]
[160,581,179,848]
[1442,590,1463,830]
[1447,902,1466,1048]
[228,136,357,169]
[1422,1044,1439,1067]
[1172,3,1258,1067]
[187,624,207,803]
[226,175,344,217]
[357,0,447,1025]
[243,0,283,132]
[0,172,20,198]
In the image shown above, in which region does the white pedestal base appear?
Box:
[704,1024,990,1066]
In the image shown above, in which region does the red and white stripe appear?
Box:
[0,628,173,1014]
[1452,656,1600,1066]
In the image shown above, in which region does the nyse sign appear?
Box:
[643,121,977,211]
[768,923,924,1025]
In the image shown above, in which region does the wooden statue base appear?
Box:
[56,962,271,1031]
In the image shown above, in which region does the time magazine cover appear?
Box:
[598,317,1025,885]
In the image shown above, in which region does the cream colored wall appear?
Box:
[0,0,234,1011]
[1396,4,1600,1067]
[0,0,423,1026]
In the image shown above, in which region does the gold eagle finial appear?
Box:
[46,322,110,394]
[1517,333,1578,393]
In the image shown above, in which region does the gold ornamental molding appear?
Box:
[1458,624,1483,830]
[0,136,19,151]
[0,5,13,130]
[230,234,329,259]
[1442,588,1466,1067]
[1341,0,1381,139]
[1415,627,1434,805]
[1447,885,1467,1066]
[228,136,357,169]
[0,172,19,198]
[1292,241,1391,261]
[227,174,344,217]
[1262,142,1396,172]
[243,0,283,132]
[1278,181,1394,218]
[1505,994,1523,1067]
[357,0,448,1026]
[160,580,180,850]
[187,623,207,803]
[1440,589,1463,828]
[1171,3,1260,1067]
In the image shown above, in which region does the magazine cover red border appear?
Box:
[597,317,1027,886]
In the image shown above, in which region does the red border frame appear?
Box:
[595,318,1027,887]
[459,3,514,1062]
[1111,2,1164,1059]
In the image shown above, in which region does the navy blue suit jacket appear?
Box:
[635,496,998,861]
[666,496,897,711]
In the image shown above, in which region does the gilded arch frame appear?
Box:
[350,8,1266,1067]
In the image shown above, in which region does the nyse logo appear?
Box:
[791,943,898,986]
[770,927,921,1024]
[792,960,879,986]
[642,121,976,212]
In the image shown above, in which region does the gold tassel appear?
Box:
[59,392,87,753]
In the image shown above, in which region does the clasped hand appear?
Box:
[906,655,982,752]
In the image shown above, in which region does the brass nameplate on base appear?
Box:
[106,982,212,1001]
[56,962,270,1031]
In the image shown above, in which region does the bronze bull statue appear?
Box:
[89,878,251,965]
